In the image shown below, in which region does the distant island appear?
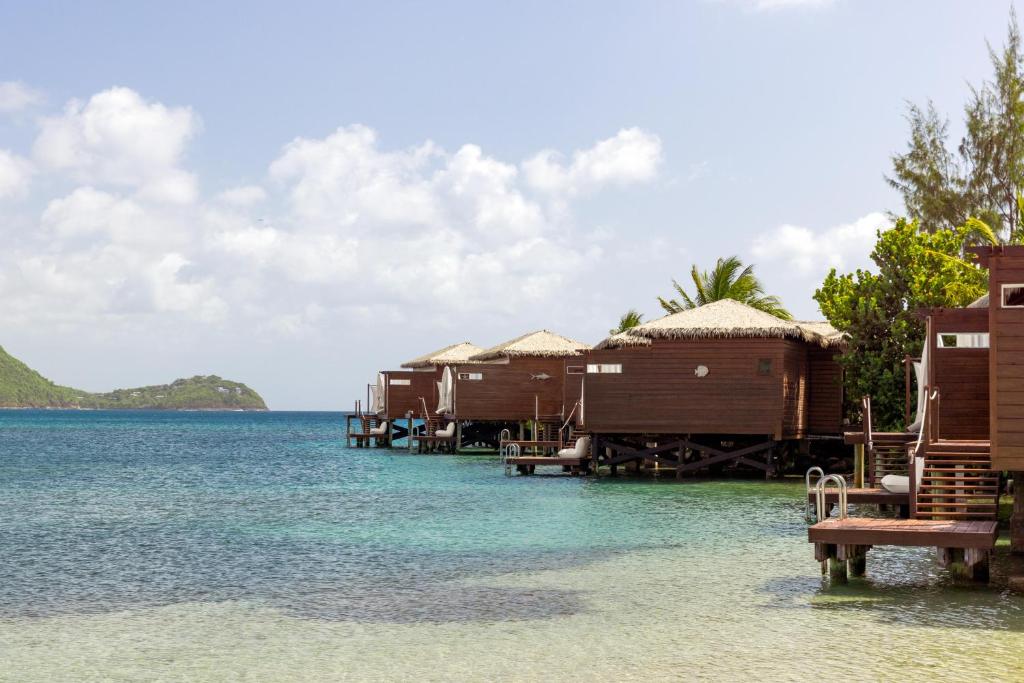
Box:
[0,345,268,410]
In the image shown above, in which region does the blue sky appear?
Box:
[0,0,1015,409]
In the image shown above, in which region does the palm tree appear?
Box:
[658,255,792,320]
[610,309,644,335]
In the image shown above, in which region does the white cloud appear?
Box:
[0,81,43,113]
[216,185,267,206]
[33,87,200,203]
[523,127,662,196]
[1,87,662,341]
[750,212,890,279]
[0,150,33,199]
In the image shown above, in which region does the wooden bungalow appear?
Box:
[445,330,591,449]
[575,299,846,476]
[349,342,483,448]
[806,247,1024,582]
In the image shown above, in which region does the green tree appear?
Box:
[658,255,791,319]
[814,218,988,430]
[610,309,644,335]
[888,11,1024,240]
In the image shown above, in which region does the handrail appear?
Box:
[559,401,580,445]
[499,428,512,458]
[805,467,824,523]
[815,474,848,522]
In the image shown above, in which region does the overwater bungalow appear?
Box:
[808,245,1024,583]
[443,330,591,450]
[574,299,845,476]
[349,342,483,448]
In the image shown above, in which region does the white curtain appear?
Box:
[436,366,454,414]
[907,339,928,432]
[374,373,386,414]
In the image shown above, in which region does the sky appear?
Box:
[0,0,1017,409]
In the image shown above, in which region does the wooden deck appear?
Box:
[807,488,908,507]
[808,518,998,549]
[506,455,591,475]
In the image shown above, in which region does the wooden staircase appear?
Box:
[914,440,999,521]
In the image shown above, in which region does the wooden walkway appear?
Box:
[506,455,591,475]
[808,518,998,548]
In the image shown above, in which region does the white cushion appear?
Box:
[557,448,576,457]
[436,423,455,437]
[369,420,388,435]
[881,474,909,494]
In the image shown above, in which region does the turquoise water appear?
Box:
[2,410,1023,681]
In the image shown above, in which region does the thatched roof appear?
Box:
[619,300,843,348]
[470,330,591,361]
[400,342,485,369]
[968,293,989,309]
[793,320,846,349]
[594,331,653,350]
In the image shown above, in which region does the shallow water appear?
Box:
[1,410,1023,681]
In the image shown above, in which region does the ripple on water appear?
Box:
[2,410,1023,682]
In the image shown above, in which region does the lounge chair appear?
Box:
[369,421,388,436]
[557,435,590,459]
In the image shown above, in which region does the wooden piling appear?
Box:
[853,443,865,488]
[1013,472,1024,554]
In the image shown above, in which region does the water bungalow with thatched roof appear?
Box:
[806,246,1024,583]
[444,330,591,449]
[348,342,483,448]
[576,299,846,476]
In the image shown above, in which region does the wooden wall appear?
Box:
[382,369,438,419]
[453,357,573,421]
[581,338,813,438]
[987,251,1024,469]
[929,308,989,441]
[807,347,844,435]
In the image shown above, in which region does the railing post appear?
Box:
[853,444,865,488]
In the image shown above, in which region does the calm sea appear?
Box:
[1,410,1022,681]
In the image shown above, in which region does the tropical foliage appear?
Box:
[658,255,792,319]
[814,219,988,430]
[610,309,644,335]
[888,11,1024,241]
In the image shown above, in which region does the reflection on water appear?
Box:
[1,410,1023,681]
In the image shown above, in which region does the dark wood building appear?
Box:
[577,300,845,475]
[581,300,844,439]
[449,330,590,428]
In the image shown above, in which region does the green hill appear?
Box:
[0,345,268,410]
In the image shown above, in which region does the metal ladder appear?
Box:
[503,443,520,476]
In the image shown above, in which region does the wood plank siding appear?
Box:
[382,369,438,419]
[580,338,843,438]
[987,253,1024,469]
[807,347,844,434]
[929,308,989,440]
[453,357,570,421]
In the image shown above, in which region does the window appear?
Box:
[1002,284,1024,307]
[566,365,585,375]
[586,364,622,374]
[388,379,411,386]
[458,372,483,380]
[937,333,990,349]
[757,359,772,375]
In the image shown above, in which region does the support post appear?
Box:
[1013,472,1024,554]
[853,443,865,489]
[455,422,463,455]
[407,412,414,454]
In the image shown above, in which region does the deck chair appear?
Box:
[557,435,590,458]
[369,420,388,436]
